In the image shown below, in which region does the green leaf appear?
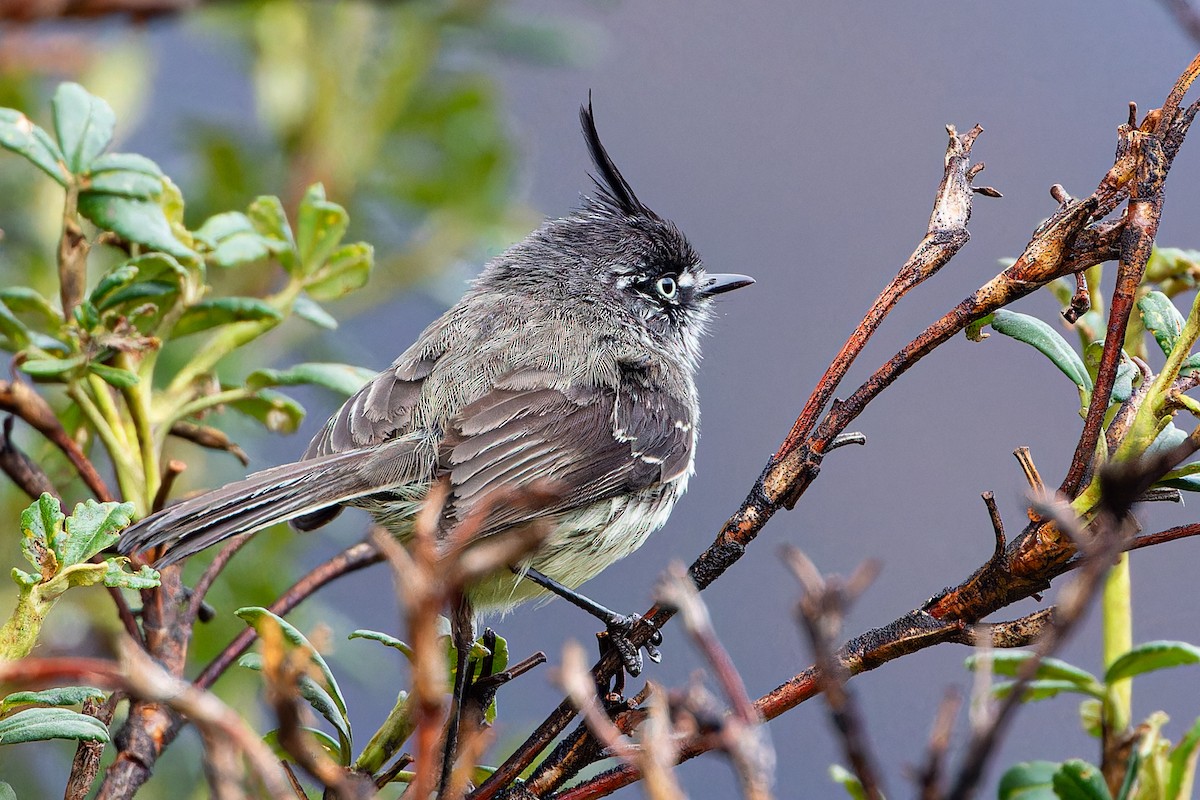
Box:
[77,193,195,260]
[998,760,1060,800]
[171,297,283,338]
[1,686,105,714]
[448,631,509,725]
[0,707,109,745]
[1182,353,1200,377]
[89,152,163,177]
[262,727,343,763]
[89,264,141,308]
[235,607,349,725]
[100,560,160,590]
[1052,759,1112,800]
[1104,641,1200,683]
[1138,290,1186,358]
[89,363,139,389]
[0,287,61,328]
[0,781,15,800]
[828,764,869,800]
[51,83,115,174]
[349,629,414,661]
[296,184,349,275]
[990,309,1092,391]
[195,211,273,269]
[21,494,64,573]
[991,679,1103,702]
[305,242,373,301]
[965,312,995,343]
[246,362,376,397]
[247,194,296,271]
[1166,714,1200,800]
[96,281,178,313]
[293,294,338,330]
[225,389,305,434]
[965,651,1102,690]
[1082,342,1137,404]
[20,355,84,380]
[1080,698,1103,738]
[100,561,159,592]
[57,500,135,567]
[85,168,162,200]
[239,654,352,765]
[0,108,67,185]
[0,302,33,349]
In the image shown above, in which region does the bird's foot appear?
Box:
[599,612,663,677]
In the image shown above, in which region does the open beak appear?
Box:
[699,273,755,297]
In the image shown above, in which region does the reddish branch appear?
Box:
[0,378,115,501]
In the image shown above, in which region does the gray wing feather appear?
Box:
[305,356,433,458]
[442,377,694,537]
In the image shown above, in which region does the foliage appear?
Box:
[0,494,153,660]
[0,68,528,800]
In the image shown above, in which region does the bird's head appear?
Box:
[477,102,753,357]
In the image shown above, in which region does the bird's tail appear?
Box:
[117,446,396,567]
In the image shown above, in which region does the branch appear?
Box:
[0,378,115,501]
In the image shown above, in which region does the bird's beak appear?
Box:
[699,273,755,297]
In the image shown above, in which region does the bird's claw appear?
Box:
[603,613,662,677]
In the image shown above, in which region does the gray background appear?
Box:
[138,3,1200,797]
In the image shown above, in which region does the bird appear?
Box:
[118,102,752,670]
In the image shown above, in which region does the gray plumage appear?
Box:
[117,104,752,611]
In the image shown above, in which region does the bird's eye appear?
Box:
[655,275,678,300]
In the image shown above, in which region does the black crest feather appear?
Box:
[580,98,656,219]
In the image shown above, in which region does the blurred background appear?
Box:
[2,1,1200,797]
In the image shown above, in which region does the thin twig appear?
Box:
[785,548,886,800]
[0,414,60,500]
[914,689,962,800]
[0,378,115,501]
